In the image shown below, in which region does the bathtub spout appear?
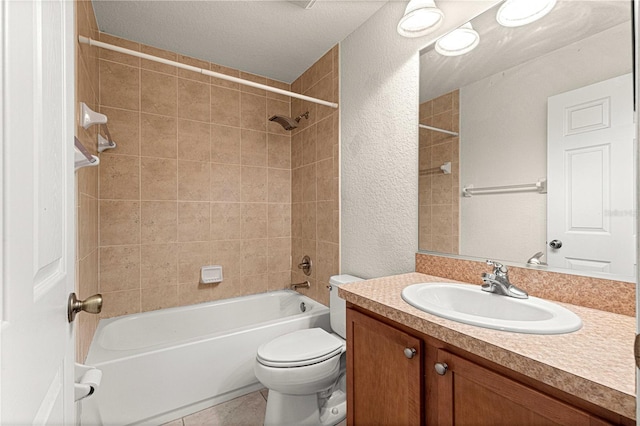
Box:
[291,281,310,290]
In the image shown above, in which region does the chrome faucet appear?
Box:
[526,251,546,266]
[481,260,528,299]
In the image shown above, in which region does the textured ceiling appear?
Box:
[92,0,387,83]
[420,0,632,102]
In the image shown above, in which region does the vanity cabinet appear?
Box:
[346,308,423,425]
[346,307,628,426]
[434,350,611,426]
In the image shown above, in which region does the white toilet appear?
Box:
[254,274,363,426]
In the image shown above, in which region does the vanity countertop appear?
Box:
[338,272,636,420]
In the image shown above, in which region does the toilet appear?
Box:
[254,274,363,426]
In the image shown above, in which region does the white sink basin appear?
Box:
[401,283,582,334]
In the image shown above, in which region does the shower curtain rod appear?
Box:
[418,124,458,136]
[78,36,339,109]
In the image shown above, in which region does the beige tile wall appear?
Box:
[418,90,460,254]
[96,34,299,318]
[75,14,340,358]
[290,46,340,306]
[75,0,100,362]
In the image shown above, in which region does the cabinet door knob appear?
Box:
[404,348,417,359]
[434,362,448,375]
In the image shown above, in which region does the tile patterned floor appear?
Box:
[162,389,347,426]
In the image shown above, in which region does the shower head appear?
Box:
[268,111,310,131]
[269,115,298,131]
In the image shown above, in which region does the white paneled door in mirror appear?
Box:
[548,74,635,279]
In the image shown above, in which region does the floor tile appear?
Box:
[259,388,268,401]
[162,418,184,426]
[182,391,266,426]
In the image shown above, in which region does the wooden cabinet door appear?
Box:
[347,308,423,425]
[434,350,613,426]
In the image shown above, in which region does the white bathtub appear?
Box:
[81,290,330,425]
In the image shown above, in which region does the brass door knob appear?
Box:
[68,293,103,323]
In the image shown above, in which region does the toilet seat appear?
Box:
[257,328,345,368]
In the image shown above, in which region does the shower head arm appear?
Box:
[295,111,310,123]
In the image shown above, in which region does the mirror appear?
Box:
[418,1,635,282]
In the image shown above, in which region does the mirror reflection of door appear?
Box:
[417,1,634,280]
[547,73,635,277]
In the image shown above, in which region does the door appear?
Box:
[547,74,635,278]
[634,0,640,422]
[1,0,76,424]
[434,350,611,425]
[346,308,423,426]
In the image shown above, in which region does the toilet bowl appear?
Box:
[254,274,363,426]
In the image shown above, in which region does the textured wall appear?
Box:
[340,1,499,279]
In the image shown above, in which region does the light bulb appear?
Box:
[435,23,480,57]
[397,0,444,38]
[496,0,557,27]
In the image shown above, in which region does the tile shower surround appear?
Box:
[419,90,460,254]
[75,0,339,358]
[289,46,340,307]
[76,0,100,362]
[96,34,339,317]
[95,33,298,318]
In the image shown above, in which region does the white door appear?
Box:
[635,1,640,421]
[1,0,76,424]
[547,73,635,278]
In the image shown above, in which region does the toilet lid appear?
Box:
[257,328,345,368]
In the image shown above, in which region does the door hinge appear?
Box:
[634,334,640,369]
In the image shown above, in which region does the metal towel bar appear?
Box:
[462,179,547,197]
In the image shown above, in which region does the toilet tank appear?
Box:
[329,274,364,338]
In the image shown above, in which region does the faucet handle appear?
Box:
[486,259,507,274]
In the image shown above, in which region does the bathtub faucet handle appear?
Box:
[297,255,312,276]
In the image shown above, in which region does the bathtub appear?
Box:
[81,290,330,425]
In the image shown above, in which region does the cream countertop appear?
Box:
[338,272,636,420]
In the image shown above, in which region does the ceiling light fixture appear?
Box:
[397,0,444,38]
[496,0,557,27]
[435,22,480,56]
